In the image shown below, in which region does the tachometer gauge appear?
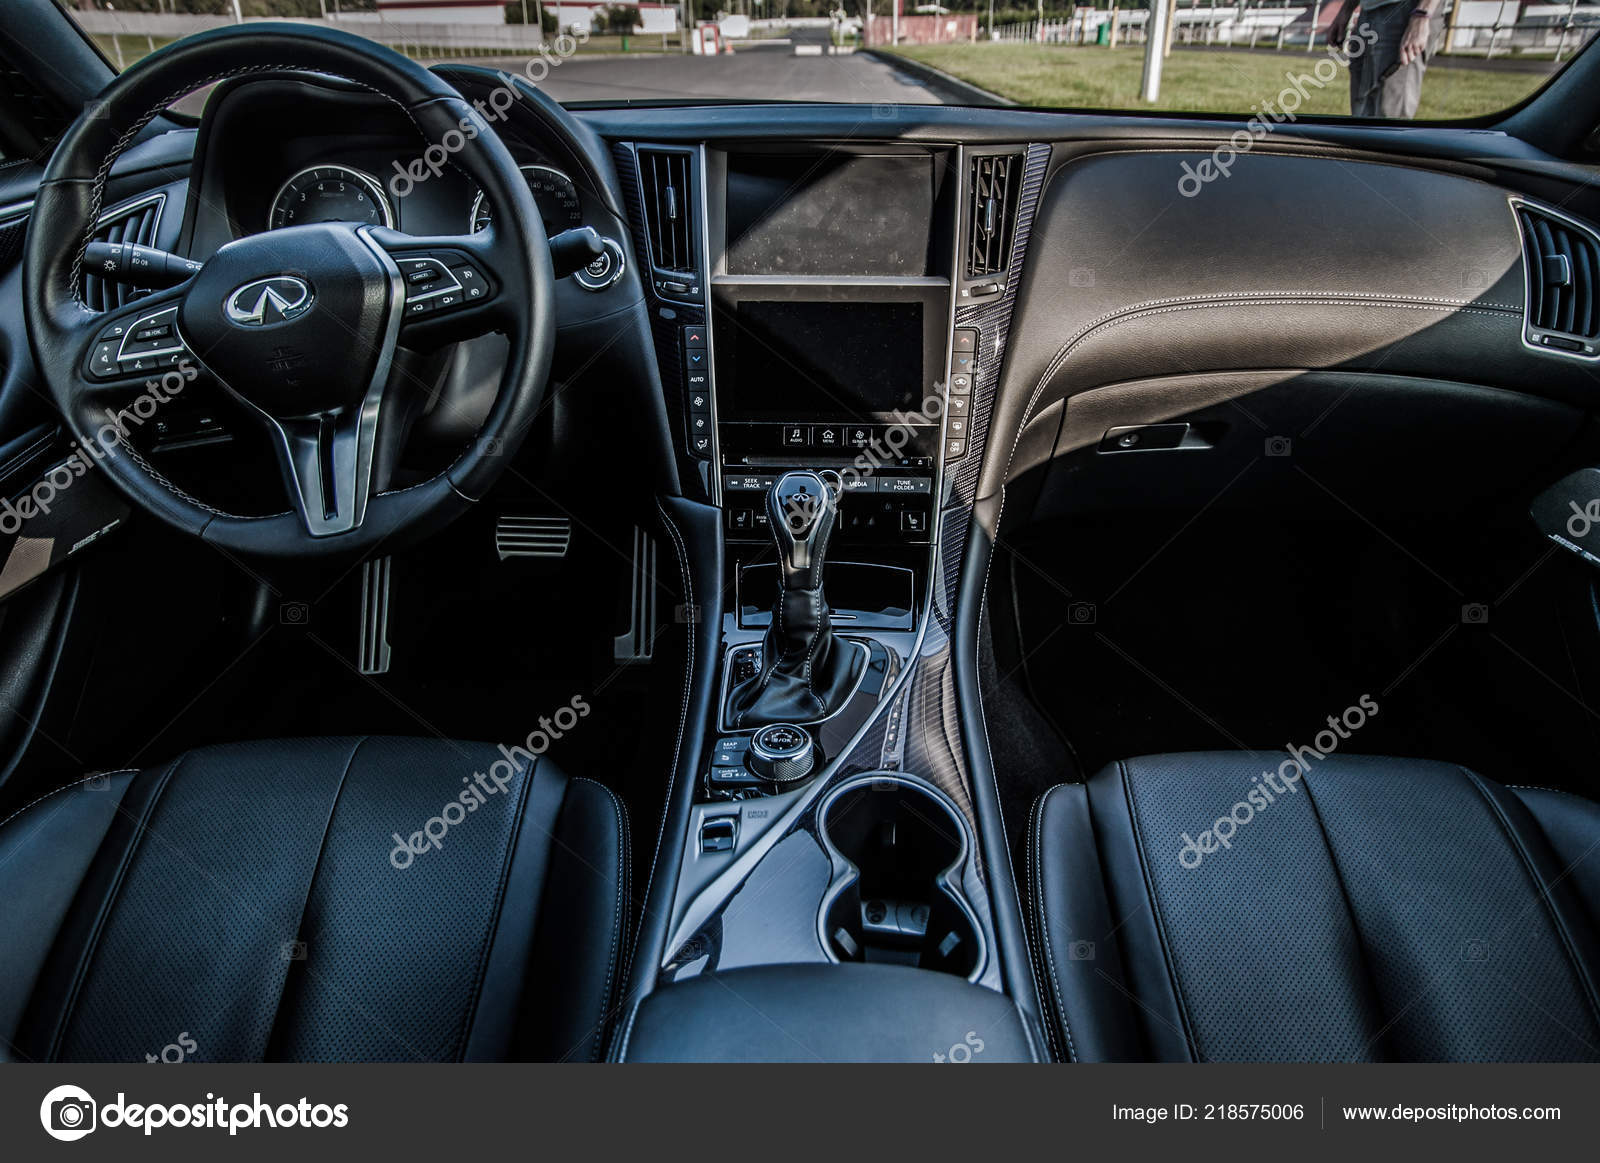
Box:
[269,165,394,230]
[470,165,583,237]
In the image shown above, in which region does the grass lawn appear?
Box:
[889,44,1549,120]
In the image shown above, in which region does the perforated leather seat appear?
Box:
[1027,753,1600,1062]
[0,737,627,1062]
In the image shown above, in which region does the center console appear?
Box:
[616,135,1048,1058]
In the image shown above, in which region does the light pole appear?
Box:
[1141,0,1169,101]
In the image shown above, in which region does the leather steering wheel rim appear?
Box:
[22,22,556,559]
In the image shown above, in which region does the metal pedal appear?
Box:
[613,525,657,666]
[495,514,572,560]
[358,555,392,676]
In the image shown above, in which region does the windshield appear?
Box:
[64,0,1595,121]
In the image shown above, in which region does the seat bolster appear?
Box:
[0,769,139,1054]
[1082,762,1195,1060]
[1027,783,1148,1061]
[509,775,629,1063]
[1506,785,1600,988]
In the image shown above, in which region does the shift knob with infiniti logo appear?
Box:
[768,471,839,588]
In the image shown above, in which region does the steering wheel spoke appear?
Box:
[75,286,197,394]
[270,396,382,538]
[370,225,513,344]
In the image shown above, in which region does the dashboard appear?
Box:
[89,62,1600,538]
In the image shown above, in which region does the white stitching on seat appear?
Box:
[1028,787,1077,1062]
[1460,766,1600,1033]
[1508,784,1599,805]
[0,769,139,835]
[570,777,629,1061]
[614,993,645,1062]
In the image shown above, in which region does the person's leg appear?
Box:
[1350,5,1405,117]
[1378,9,1446,119]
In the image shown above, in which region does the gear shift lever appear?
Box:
[727,471,866,728]
[771,470,835,586]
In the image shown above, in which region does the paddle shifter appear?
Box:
[727,471,867,728]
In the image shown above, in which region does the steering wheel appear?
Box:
[23,23,555,558]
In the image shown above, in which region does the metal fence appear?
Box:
[989,1,1599,60]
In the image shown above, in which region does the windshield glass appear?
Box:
[63,0,1595,121]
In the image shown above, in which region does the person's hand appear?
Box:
[1399,10,1433,64]
[1329,0,1358,44]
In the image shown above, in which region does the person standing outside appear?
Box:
[1332,0,1449,118]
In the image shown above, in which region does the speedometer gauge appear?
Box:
[269,165,394,230]
[470,165,583,237]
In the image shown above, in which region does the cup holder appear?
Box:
[816,774,985,980]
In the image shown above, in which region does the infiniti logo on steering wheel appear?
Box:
[224,276,313,327]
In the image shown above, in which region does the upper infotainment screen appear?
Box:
[725,152,936,277]
[714,300,925,422]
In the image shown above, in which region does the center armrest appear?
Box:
[613,963,1044,1063]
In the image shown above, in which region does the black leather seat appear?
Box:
[1027,752,1600,1062]
[0,737,627,1062]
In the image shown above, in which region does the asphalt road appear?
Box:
[467,36,945,106]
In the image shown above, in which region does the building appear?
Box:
[374,0,681,32]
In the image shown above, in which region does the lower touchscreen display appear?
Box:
[714,300,925,421]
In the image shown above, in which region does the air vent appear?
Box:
[84,193,165,312]
[638,148,696,279]
[966,153,1021,280]
[1517,202,1600,358]
[495,514,572,560]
